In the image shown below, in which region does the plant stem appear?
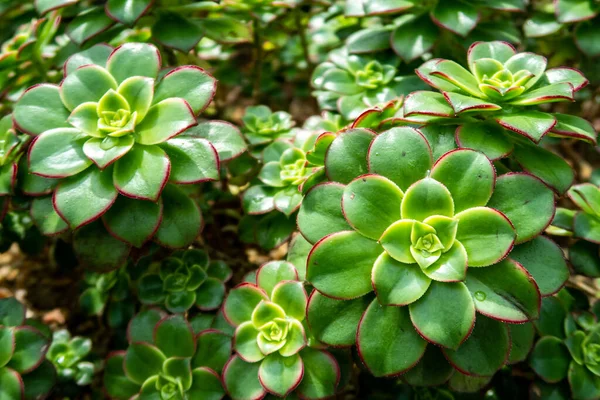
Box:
[253,17,263,102]
[294,6,311,70]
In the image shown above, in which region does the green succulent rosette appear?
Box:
[104,309,231,400]
[0,114,27,220]
[11,43,244,262]
[46,330,94,386]
[401,40,595,194]
[296,126,569,379]
[242,105,295,150]
[0,297,56,400]
[137,249,232,313]
[312,47,425,120]
[222,261,341,399]
[344,0,524,62]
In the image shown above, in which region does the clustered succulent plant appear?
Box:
[46,329,94,386]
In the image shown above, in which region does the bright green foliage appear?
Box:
[530,294,600,399]
[567,183,600,244]
[46,330,94,386]
[103,309,230,400]
[312,47,424,119]
[0,115,26,217]
[242,105,295,151]
[138,249,232,313]
[297,126,567,377]
[222,261,340,398]
[0,297,56,400]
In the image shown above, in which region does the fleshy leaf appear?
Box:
[256,261,298,297]
[14,84,70,135]
[113,145,170,201]
[106,43,160,84]
[124,342,166,385]
[297,183,351,244]
[106,0,152,25]
[188,367,225,400]
[271,281,307,321]
[324,129,374,184]
[154,66,216,115]
[30,197,68,236]
[28,128,91,178]
[258,353,303,397]
[401,177,454,221]
[455,123,513,161]
[160,137,218,184]
[296,348,339,399]
[64,44,113,75]
[223,284,268,326]
[154,315,196,358]
[431,0,479,37]
[135,98,196,145]
[153,184,202,248]
[530,336,569,383]
[223,356,265,400]
[102,195,162,247]
[60,65,118,111]
[496,111,556,143]
[83,136,135,169]
[372,252,431,305]
[117,76,154,124]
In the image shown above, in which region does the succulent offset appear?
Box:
[46,330,94,386]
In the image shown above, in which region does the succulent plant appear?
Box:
[46,330,94,386]
[138,249,232,313]
[296,126,568,377]
[400,41,595,194]
[312,47,425,120]
[0,115,26,218]
[13,42,236,252]
[103,308,231,400]
[0,297,56,400]
[242,105,295,150]
[222,261,341,399]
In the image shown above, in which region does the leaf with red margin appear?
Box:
[103,352,140,398]
[431,0,479,37]
[114,145,170,201]
[496,111,556,143]
[416,59,461,92]
[258,353,303,397]
[83,136,135,169]
[0,367,24,400]
[324,128,374,184]
[35,0,79,14]
[13,84,70,135]
[222,283,268,327]
[185,121,247,162]
[127,308,167,343]
[28,128,92,178]
[153,184,202,249]
[153,66,216,116]
[467,41,516,72]
[8,327,49,374]
[465,258,541,322]
[30,196,68,236]
[160,137,219,184]
[102,195,162,248]
[192,330,232,374]
[542,67,589,92]
[188,367,225,400]
[428,60,482,97]
[64,44,113,76]
[123,342,166,385]
[106,0,153,26]
[442,91,501,114]
[135,98,197,145]
[53,166,117,229]
[509,83,574,106]
[443,315,510,377]
[549,113,597,144]
[455,123,513,161]
[357,299,427,377]
[106,42,160,84]
[403,91,455,117]
[555,0,598,23]
[222,355,266,400]
[403,345,454,386]
[22,359,56,400]
[154,314,196,358]
[508,322,535,364]
[296,348,340,399]
[409,281,475,350]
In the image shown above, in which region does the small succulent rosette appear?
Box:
[530,292,600,399]
[296,126,568,381]
[242,105,295,151]
[312,47,424,120]
[0,297,56,400]
[138,249,232,313]
[0,114,27,220]
[12,42,245,267]
[524,0,600,57]
[46,330,94,386]
[399,41,595,194]
[344,0,523,62]
[222,261,341,399]
[104,309,231,400]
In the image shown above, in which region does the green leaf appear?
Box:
[73,220,130,272]
[574,212,600,243]
[273,187,303,217]
[256,261,298,297]
[60,65,117,111]
[509,83,574,106]
[401,177,454,221]
[430,149,495,213]
[357,300,427,376]
[431,0,479,36]
[154,184,202,248]
[403,91,454,117]
[154,12,203,52]
[504,52,548,89]
[565,331,585,365]
[106,0,152,25]
[128,309,166,343]
[306,290,370,347]
[429,60,482,97]
[9,327,48,373]
[456,123,513,160]
[36,0,78,14]
[575,20,600,57]
[161,137,218,184]
[0,298,24,327]
[65,44,113,75]
[372,252,431,305]
[530,336,570,383]
[242,185,276,214]
[258,353,303,397]
[117,76,154,124]
[154,315,196,358]
[409,281,475,349]
[510,237,568,296]
[14,84,69,135]
[22,360,56,400]
[271,281,307,321]
[223,284,268,326]
[68,102,102,138]
[419,125,458,160]
[556,0,598,23]
[570,241,600,277]
[346,27,392,53]
[83,136,135,169]
[0,327,15,367]
[496,111,556,143]
[234,321,263,363]
[321,68,361,95]
[154,66,216,115]
[550,113,596,144]
[124,342,166,385]
[466,258,541,322]
[30,197,68,236]
[391,15,437,62]
[53,166,117,229]
[380,219,415,264]
[296,348,339,399]
[135,98,196,145]
[195,278,226,310]
[511,139,574,194]
[508,322,535,364]
[104,352,141,398]
[102,195,162,247]
[188,367,225,400]
[416,59,463,93]
[185,121,246,161]
[29,128,91,178]
[487,173,555,243]
[106,43,160,84]
[455,207,515,267]
[449,371,492,393]
[524,13,563,38]
[0,368,24,400]
[443,91,501,114]
[66,7,115,46]
[403,345,454,386]
[367,127,432,191]
[222,356,266,400]
[423,241,468,282]
[114,145,170,201]
[307,231,381,299]
[569,361,600,400]
[444,315,510,376]
[198,16,252,44]
[297,183,351,244]
[324,129,374,184]
[192,330,231,374]
[279,320,306,357]
[342,175,403,240]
